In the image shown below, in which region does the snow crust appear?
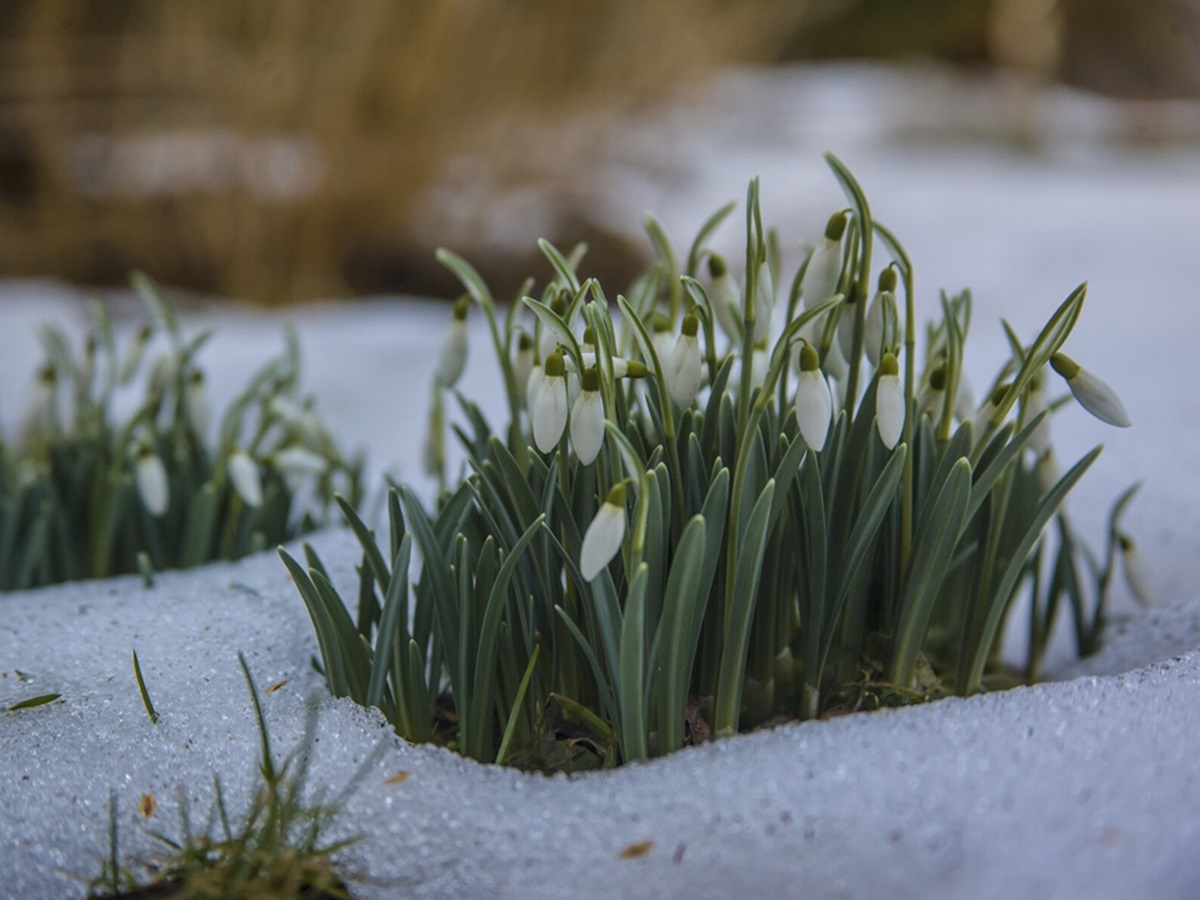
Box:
[3,63,1200,898]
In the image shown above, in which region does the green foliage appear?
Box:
[0,274,362,590]
[284,154,1138,771]
[87,654,354,900]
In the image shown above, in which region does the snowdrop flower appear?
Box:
[570,367,606,465]
[513,331,535,405]
[973,384,1009,449]
[1034,448,1061,494]
[864,266,899,367]
[526,363,544,413]
[707,254,742,341]
[1050,352,1131,428]
[1024,368,1052,455]
[149,351,179,398]
[229,449,263,508]
[794,343,832,451]
[953,373,975,423]
[184,369,211,437]
[119,321,154,384]
[917,365,946,420]
[580,483,627,582]
[836,284,861,363]
[25,364,59,437]
[611,357,649,379]
[822,327,849,381]
[800,211,848,308]
[135,442,169,517]
[666,313,702,408]
[651,314,675,371]
[271,445,327,479]
[532,351,569,453]
[435,297,470,388]
[538,293,569,363]
[752,259,774,343]
[875,351,904,449]
[1119,535,1153,607]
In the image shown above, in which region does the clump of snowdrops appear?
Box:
[0,274,361,590]
[284,155,1145,772]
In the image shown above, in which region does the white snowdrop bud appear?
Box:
[268,394,305,427]
[514,331,535,406]
[917,365,947,420]
[707,254,742,341]
[800,211,848,308]
[822,326,849,381]
[135,442,169,517]
[120,321,154,384]
[954,373,975,423]
[1119,535,1153,607]
[1050,353,1131,428]
[1024,367,1052,455]
[532,352,569,453]
[271,445,327,479]
[865,266,899,367]
[752,259,774,343]
[1034,448,1061,494]
[794,343,832,452]
[973,384,1009,449]
[875,352,904,450]
[184,369,211,437]
[538,293,569,363]
[149,351,179,398]
[580,483,627,582]
[570,367,606,465]
[836,283,868,363]
[229,449,263,508]
[651,314,675,372]
[435,296,470,387]
[611,357,650,379]
[666,313,703,408]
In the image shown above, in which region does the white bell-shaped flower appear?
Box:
[954,373,975,423]
[185,369,211,437]
[531,351,569,453]
[864,266,899,367]
[271,445,328,479]
[794,343,832,452]
[229,449,263,508]
[707,254,742,342]
[149,351,179,399]
[513,331,534,407]
[651,314,675,372]
[1051,353,1131,428]
[836,286,861,363]
[135,442,169,517]
[666,313,703,408]
[875,352,904,450]
[525,363,544,414]
[538,293,569,364]
[435,297,470,387]
[1119,535,1153,607]
[1024,367,1052,455]
[972,384,1009,449]
[800,211,848,308]
[917,365,947,420]
[570,367,606,465]
[580,483,627,582]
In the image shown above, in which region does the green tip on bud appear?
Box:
[582,326,595,346]
[1050,352,1080,380]
[824,211,849,241]
[189,369,205,387]
[605,482,627,507]
[929,365,946,391]
[550,294,568,316]
[878,265,899,292]
[624,361,651,379]
[581,366,600,392]
[518,331,534,351]
[452,295,470,320]
[799,343,821,373]
[708,254,727,278]
[545,351,566,377]
[990,383,1011,406]
[652,313,672,334]
[38,364,57,385]
[880,352,899,377]
[682,313,699,337]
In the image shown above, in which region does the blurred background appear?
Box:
[1,0,1198,304]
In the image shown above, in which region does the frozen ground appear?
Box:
[2,64,1200,898]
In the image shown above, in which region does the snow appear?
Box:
[3,63,1200,898]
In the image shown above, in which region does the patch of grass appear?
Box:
[284,155,1141,770]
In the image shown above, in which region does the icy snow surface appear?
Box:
[3,64,1200,898]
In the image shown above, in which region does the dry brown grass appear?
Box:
[0,1,812,303]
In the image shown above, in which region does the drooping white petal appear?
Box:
[135,446,169,517]
[532,360,568,453]
[229,450,263,508]
[875,353,904,449]
[752,260,774,343]
[434,318,468,387]
[794,367,832,452]
[708,255,742,342]
[513,333,534,408]
[1034,449,1061,494]
[954,374,975,422]
[185,369,211,437]
[666,319,703,408]
[1120,537,1153,607]
[1052,354,1131,428]
[525,364,545,413]
[1024,370,1052,455]
[570,389,606,465]
[272,445,328,479]
[580,493,626,582]
[799,212,848,308]
[149,352,179,398]
[119,321,153,384]
[822,326,849,380]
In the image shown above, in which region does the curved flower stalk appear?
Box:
[1051,352,1131,428]
[794,343,832,451]
[434,296,470,388]
[531,351,569,452]
[580,483,627,581]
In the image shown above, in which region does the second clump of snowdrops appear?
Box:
[287,154,1141,773]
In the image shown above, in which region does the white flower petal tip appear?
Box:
[229,450,263,508]
[666,315,702,408]
[271,446,328,479]
[1051,353,1131,428]
[570,370,606,466]
[580,486,627,582]
[794,345,832,452]
[1120,537,1154,607]
[875,353,904,450]
[434,298,470,387]
[135,447,169,518]
[532,353,568,453]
